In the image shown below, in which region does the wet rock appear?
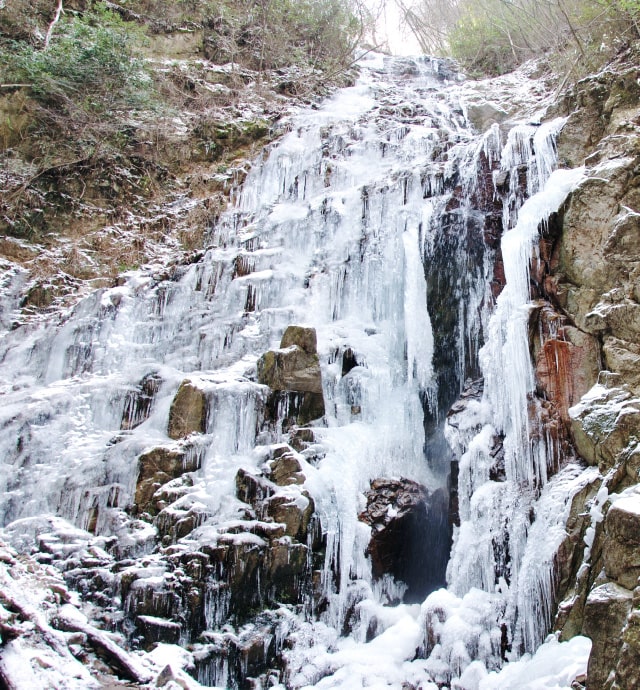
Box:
[289,427,315,452]
[530,304,600,424]
[167,380,208,439]
[488,437,506,482]
[583,581,633,690]
[152,474,195,515]
[265,389,325,429]
[236,468,275,507]
[229,459,320,617]
[192,614,285,689]
[264,537,308,601]
[121,373,161,431]
[554,477,601,640]
[155,499,211,544]
[358,478,449,601]
[448,461,460,527]
[134,445,201,515]
[341,347,360,377]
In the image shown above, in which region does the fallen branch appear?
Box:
[0,587,70,659]
[54,606,152,684]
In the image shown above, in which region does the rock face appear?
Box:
[569,385,640,471]
[541,51,640,689]
[121,439,322,667]
[529,303,600,424]
[258,325,325,427]
[551,55,640,401]
[358,478,449,601]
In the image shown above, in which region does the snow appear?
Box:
[479,635,591,690]
[610,492,640,517]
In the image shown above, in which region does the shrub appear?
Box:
[1,4,151,116]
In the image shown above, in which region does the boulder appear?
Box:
[257,346,323,394]
[257,326,325,426]
[265,491,315,541]
[583,581,633,690]
[358,478,449,601]
[569,385,640,469]
[268,446,305,486]
[134,445,201,515]
[279,325,318,354]
[167,380,208,439]
[289,427,316,452]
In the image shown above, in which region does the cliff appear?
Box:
[541,48,640,690]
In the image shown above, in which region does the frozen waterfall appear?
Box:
[0,54,591,689]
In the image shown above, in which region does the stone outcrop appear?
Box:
[583,582,633,690]
[134,444,202,516]
[167,380,209,439]
[358,478,449,601]
[258,326,325,427]
[529,302,600,424]
[551,54,640,403]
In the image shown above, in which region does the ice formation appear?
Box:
[0,54,593,688]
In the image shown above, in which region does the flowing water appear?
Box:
[0,54,592,688]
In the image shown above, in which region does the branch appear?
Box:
[54,606,152,684]
[44,0,64,49]
[5,152,98,203]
